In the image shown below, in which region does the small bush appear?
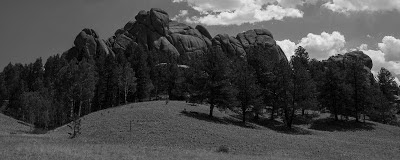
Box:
[30,127,48,134]
[216,145,229,153]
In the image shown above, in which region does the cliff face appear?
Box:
[63,8,287,66]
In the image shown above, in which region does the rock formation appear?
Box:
[64,8,287,66]
[328,51,373,70]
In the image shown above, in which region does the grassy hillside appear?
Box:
[1,101,400,159]
[49,101,400,159]
[0,113,32,135]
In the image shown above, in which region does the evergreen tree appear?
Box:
[290,46,318,116]
[320,61,347,121]
[246,46,279,120]
[74,59,97,116]
[115,53,136,104]
[366,82,396,123]
[56,59,79,119]
[133,45,153,102]
[344,58,371,122]
[273,59,294,128]
[0,73,7,104]
[233,59,261,123]
[104,54,119,107]
[2,63,26,119]
[192,46,237,117]
[21,91,51,129]
[377,67,398,102]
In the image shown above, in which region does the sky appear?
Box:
[1,0,400,82]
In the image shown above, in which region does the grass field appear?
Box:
[1,101,400,159]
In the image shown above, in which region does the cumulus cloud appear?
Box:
[323,0,400,13]
[172,0,306,25]
[277,39,297,59]
[277,31,346,60]
[378,36,400,62]
[358,40,400,85]
[299,31,346,60]
[171,10,189,21]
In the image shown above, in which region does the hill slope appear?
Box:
[47,101,400,159]
[0,113,32,135]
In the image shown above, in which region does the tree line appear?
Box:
[0,44,399,129]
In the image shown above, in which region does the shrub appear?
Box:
[216,145,229,153]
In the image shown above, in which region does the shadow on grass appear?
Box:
[180,110,258,129]
[309,118,375,132]
[292,113,320,125]
[252,119,313,135]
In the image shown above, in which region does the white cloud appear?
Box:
[172,0,305,25]
[277,39,297,59]
[358,42,400,84]
[171,10,189,21]
[378,36,400,62]
[298,31,346,60]
[276,0,319,8]
[358,43,368,50]
[277,31,346,60]
[323,0,400,13]
[394,77,400,86]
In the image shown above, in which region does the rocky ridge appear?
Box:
[63,8,287,65]
[63,8,372,71]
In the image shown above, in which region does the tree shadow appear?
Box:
[292,113,320,125]
[252,118,313,135]
[179,110,258,129]
[309,118,375,132]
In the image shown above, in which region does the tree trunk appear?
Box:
[335,112,339,121]
[353,69,359,123]
[70,99,74,119]
[124,87,128,104]
[78,101,83,117]
[355,107,359,122]
[88,99,92,113]
[284,108,290,128]
[254,112,259,122]
[242,104,246,123]
[289,107,295,128]
[270,106,275,120]
[209,103,214,117]
[363,114,366,123]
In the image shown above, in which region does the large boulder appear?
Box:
[67,28,114,61]
[345,51,373,69]
[235,29,287,63]
[212,34,246,58]
[73,28,98,56]
[149,8,170,36]
[328,51,373,70]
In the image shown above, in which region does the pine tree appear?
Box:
[56,58,79,119]
[115,53,136,104]
[74,59,97,117]
[290,46,318,116]
[377,67,398,102]
[192,46,237,117]
[321,61,347,121]
[344,58,371,122]
[233,59,261,123]
[104,54,119,107]
[134,45,153,102]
